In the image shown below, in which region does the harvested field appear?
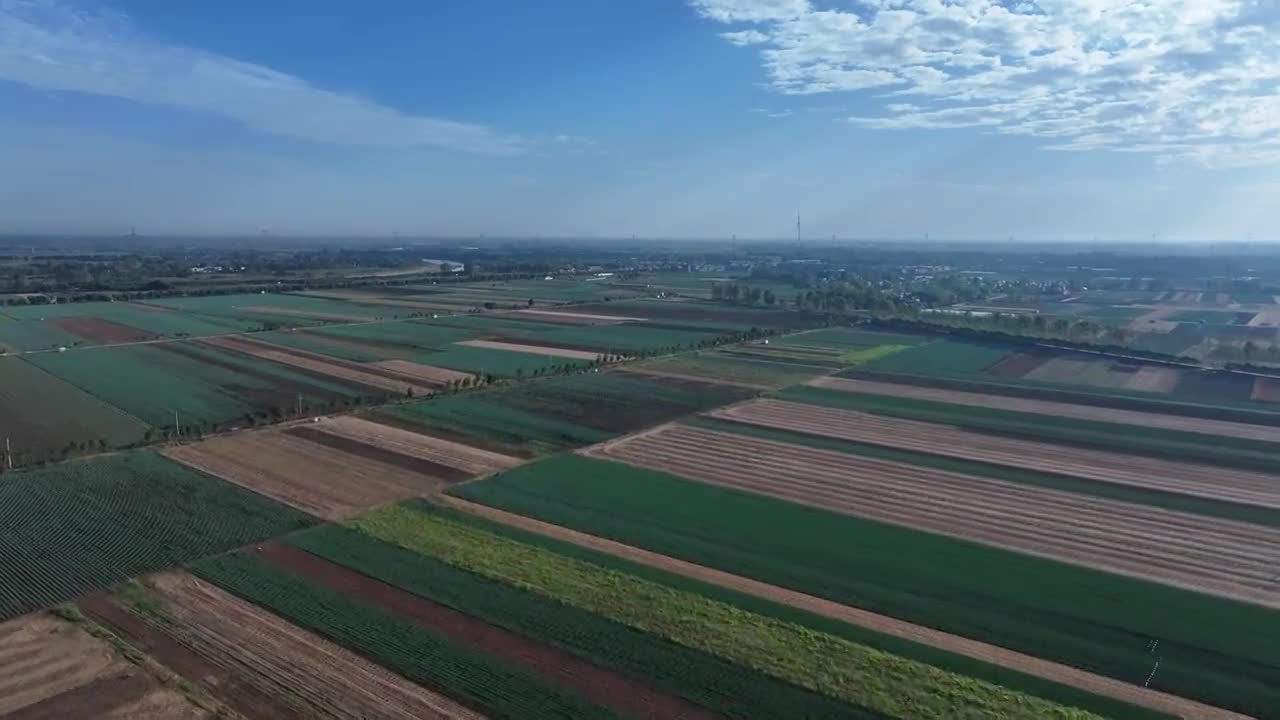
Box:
[370,360,473,386]
[309,416,521,476]
[163,431,438,519]
[237,306,372,323]
[456,339,603,360]
[0,614,127,715]
[809,376,1280,443]
[201,335,431,395]
[1128,366,1182,392]
[587,424,1280,607]
[985,351,1050,378]
[51,317,152,344]
[712,399,1280,511]
[141,571,483,720]
[254,542,717,720]
[438,496,1247,720]
[514,309,643,324]
[1251,377,1280,403]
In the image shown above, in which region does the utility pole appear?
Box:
[4,437,11,470]
[297,393,304,417]
[796,212,801,245]
[173,410,180,438]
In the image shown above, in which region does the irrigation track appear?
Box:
[711,399,1280,510]
[435,495,1250,720]
[585,425,1280,609]
[807,376,1280,443]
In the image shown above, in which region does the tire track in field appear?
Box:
[437,496,1251,720]
[585,425,1280,608]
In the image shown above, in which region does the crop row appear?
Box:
[452,455,1280,717]
[0,452,311,621]
[192,551,618,720]
[290,523,865,719]
[350,503,1104,720]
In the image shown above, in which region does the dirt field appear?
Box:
[985,351,1050,378]
[202,335,432,396]
[0,613,205,719]
[163,430,438,519]
[237,306,373,323]
[254,543,718,720]
[438,496,1247,720]
[1127,365,1183,392]
[370,360,473,386]
[141,571,483,720]
[586,424,1280,608]
[51,317,152,344]
[809,376,1280,443]
[311,416,521,477]
[513,309,644,324]
[1251,377,1280,403]
[456,339,604,360]
[713,399,1280,510]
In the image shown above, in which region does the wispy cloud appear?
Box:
[0,0,524,155]
[693,0,1280,165]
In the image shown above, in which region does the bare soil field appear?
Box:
[0,613,205,720]
[713,399,1280,510]
[586,424,1280,608]
[238,306,372,323]
[202,335,431,396]
[51,317,152,344]
[146,571,483,720]
[1127,365,1182,392]
[983,351,1050,378]
[439,496,1248,720]
[1251,377,1280,403]
[513,309,643,324]
[370,360,473,386]
[809,376,1280,443]
[311,416,521,477]
[254,543,718,720]
[456,339,603,360]
[163,431,437,519]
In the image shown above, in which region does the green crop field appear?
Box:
[289,524,872,720]
[453,455,1280,717]
[0,452,312,621]
[350,503,1108,720]
[859,339,1015,375]
[194,551,618,720]
[419,344,589,377]
[0,357,148,463]
[775,327,931,349]
[777,384,1280,473]
[631,352,823,387]
[311,319,479,350]
[256,330,386,362]
[0,320,81,351]
[375,393,610,455]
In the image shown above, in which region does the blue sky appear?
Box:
[2,0,1278,241]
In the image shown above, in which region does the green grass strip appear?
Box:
[687,415,1280,529]
[840,344,912,365]
[192,552,618,720]
[291,524,871,720]
[351,504,1105,720]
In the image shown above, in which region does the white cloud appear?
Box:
[0,0,523,155]
[720,29,770,45]
[693,0,1280,165]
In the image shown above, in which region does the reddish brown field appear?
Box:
[809,376,1280,442]
[253,543,719,720]
[51,317,152,344]
[370,360,473,386]
[440,496,1249,720]
[201,335,432,396]
[983,350,1050,378]
[587,424,1280,608]
[713,399,1280,510]
[163,430,438,519]
[0,613,206,719]
[126,572,482,720]
[457,339,603,360]
[1251,377,1280,403]
[311,416,521,477]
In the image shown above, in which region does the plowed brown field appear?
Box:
[201,335,431,396]
[313,416,521,476]
[712,399,1280,510]
[439,496,1249,720]
[52,317,152,344]
[163,430,437,519]
[370,360,473,386]
[587,424,1280,608]
[140,571,483,720]
[809,376,1280,442]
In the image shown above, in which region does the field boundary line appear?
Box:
[435,494,1251,720]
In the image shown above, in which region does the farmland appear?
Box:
[0,452,312,622]
[454,454,1280,716]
